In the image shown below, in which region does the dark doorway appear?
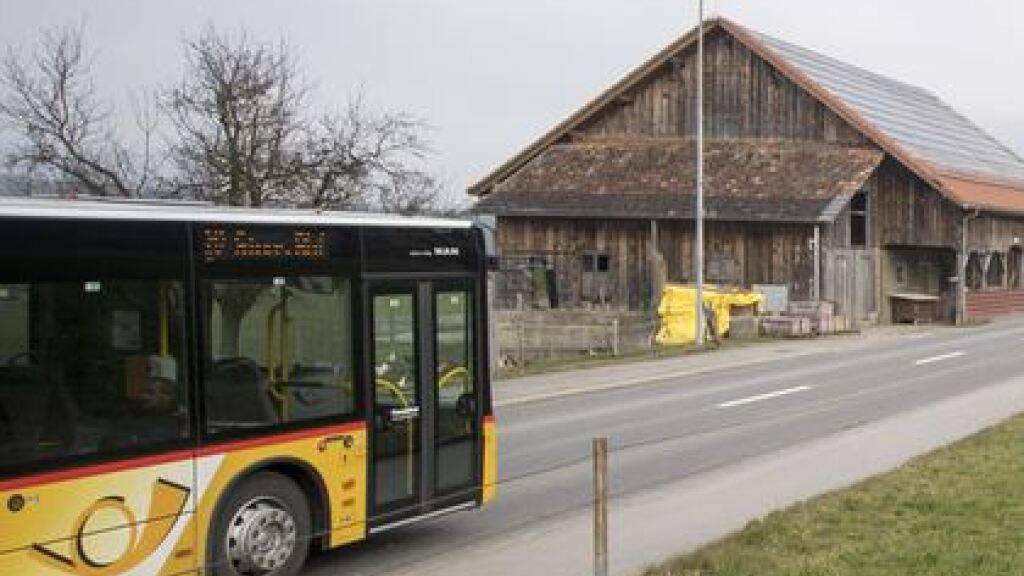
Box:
[966,253,984,290]
[1008,247,1022,288]
[986,252,1005,288]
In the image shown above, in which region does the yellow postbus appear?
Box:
[0,198,496,576]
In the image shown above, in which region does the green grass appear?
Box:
[643,413,1024,576]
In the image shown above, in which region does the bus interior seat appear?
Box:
[206,358,278,426]
[0,400,11,450]
[0,366,78,462]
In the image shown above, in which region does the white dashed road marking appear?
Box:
[914,351,965,366]
[717,385,812,409]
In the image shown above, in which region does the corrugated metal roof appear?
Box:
[750,30,1024,186]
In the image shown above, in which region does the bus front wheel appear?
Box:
[208,472,311,576]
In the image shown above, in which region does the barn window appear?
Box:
[850,192,867,247]
[580,253,610,273]
[580,254,594,272]
[895,261,907,285]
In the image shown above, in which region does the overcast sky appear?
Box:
[2,0,1023,199]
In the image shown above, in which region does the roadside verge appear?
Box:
[644,407,1024,574]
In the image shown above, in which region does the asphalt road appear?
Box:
[306,319,1024,575]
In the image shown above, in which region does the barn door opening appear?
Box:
[822,248,876,325]
[1009,247,1023,288]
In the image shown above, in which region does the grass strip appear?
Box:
[644,413,1024,576]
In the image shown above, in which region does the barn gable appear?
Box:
[570,27,867,146]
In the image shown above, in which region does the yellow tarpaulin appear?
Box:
[655,284,763,345]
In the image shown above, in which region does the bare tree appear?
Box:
[377,169,449,215]
[164,27,446,212]
[0,26,154,196]
[297,95,440,211]
[163,28,305,206]
[0,24,449,210]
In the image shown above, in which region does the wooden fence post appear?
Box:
[593,437,609,576]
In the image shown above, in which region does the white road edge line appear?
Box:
[716,385,812,409]
[914,351,965,366]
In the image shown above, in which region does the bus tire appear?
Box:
[207,471,311,576]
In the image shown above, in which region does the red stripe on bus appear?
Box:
[0,449,194,492]
[0,421,366,492]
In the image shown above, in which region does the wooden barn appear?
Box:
[471,17,1024,325]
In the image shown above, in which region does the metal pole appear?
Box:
[612,319,620,357]
[812,225,821,302]
[959,210,972,325]
[694,0,705,347]
[517,319,526,368]
[593,437,609,576]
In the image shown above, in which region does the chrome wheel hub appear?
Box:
[226,497,297,575]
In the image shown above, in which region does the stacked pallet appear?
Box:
[761,315,813,337]
[760,300,848,337]
[789,300,835,335]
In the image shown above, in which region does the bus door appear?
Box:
[367,280,480,528]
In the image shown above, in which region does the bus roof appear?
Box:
[0,197,473,229]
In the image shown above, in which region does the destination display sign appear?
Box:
[201,227,328,263]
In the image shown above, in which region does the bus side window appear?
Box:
[202,276,356,436]
[0,285,31,460]
[0,284,28,364]
[0,280,189,472]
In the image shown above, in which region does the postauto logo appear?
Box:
[30,480,190,575]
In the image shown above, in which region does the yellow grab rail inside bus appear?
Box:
[264,287,293,422]
[438,365,469,391]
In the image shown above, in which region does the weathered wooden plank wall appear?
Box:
[573,29,867,145]
[966,213,1024,253]
[868,159,961,249]
[497,216,814,310]
[497,217,653,310]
